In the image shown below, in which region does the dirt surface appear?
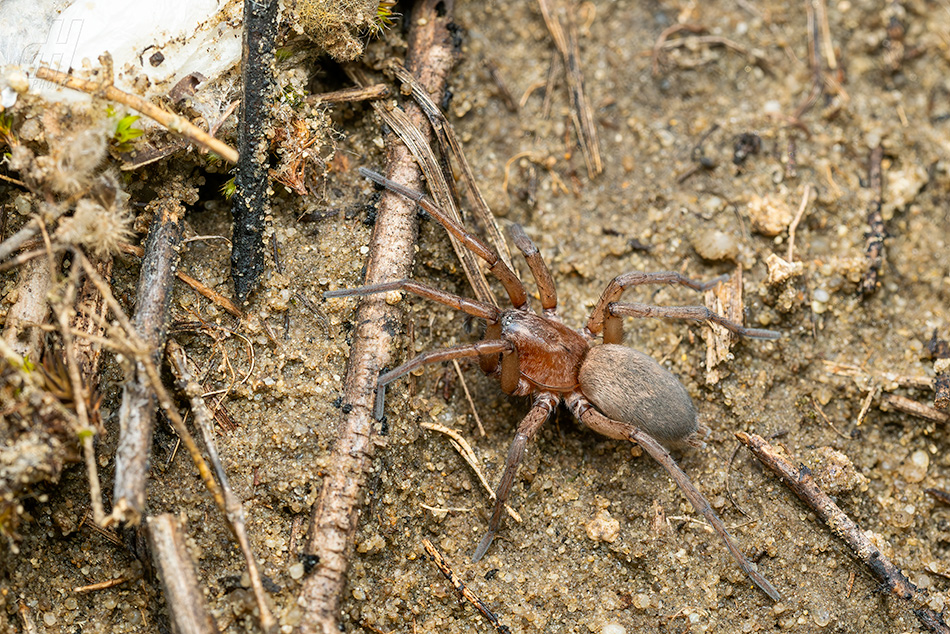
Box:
[3,1,950,633]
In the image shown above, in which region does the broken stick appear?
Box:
[147,514,220,634]
[113,199,185,525]
[231,0,278,303]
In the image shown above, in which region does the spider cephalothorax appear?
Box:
[326,167,782,601]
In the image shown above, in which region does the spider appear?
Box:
[326,167,782,602]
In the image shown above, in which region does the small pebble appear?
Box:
[586,511,620,543]
[289,562,305,580]
[602,623,626,634]
[692,229,738,261]
[813,289,830,303]
[901,450,929,483]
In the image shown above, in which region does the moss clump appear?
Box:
[290,0,381,60]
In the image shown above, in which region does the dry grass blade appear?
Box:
[146,514,220,634]
[537,0,603,179]
[389,62,515,270]
[420,422,521,523]
[452,359,486,437]
[348,66,497,308]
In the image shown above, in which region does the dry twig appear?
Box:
[422,539,511,634]
[298,3,458,632]
[118,242,243,317]
[146,514,220,634]
[113,200,185,525]
[231,0,278,302]
[736,432,949,634]
[881,393,950,425]
[32,66,238,163]
[304,83,390,105]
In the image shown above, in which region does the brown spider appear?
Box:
[326,167,782,601]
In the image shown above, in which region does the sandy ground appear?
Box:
[2,1,950,633]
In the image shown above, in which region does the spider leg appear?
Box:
[609,302,781,342]
[566,393,782,602]
[472,392,559,562]
[359,167,529,310]
[374,341,512,420]
[508,224,558,315]
[585,271,728,339]
[325,279,500,322]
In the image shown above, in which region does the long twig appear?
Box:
[297,3,457,632]
[231,0,278,302]
[112,199,185,525]
[167,341,275,633]
[146,514,220,634]
[32,66,238,164]
[736,432,949,634]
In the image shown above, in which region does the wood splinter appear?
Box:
[860,145,886,296]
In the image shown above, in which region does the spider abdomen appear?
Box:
[578,344,698,444]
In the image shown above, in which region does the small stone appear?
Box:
[289,562,305,580]
[813,289,830,303]
[766,253,803,285]
[811,447,867,494]
[586,510,620,543]
[747,193,793,237]
[900,450,929,483]
[692,229,738,261]
[602,623,626,634]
